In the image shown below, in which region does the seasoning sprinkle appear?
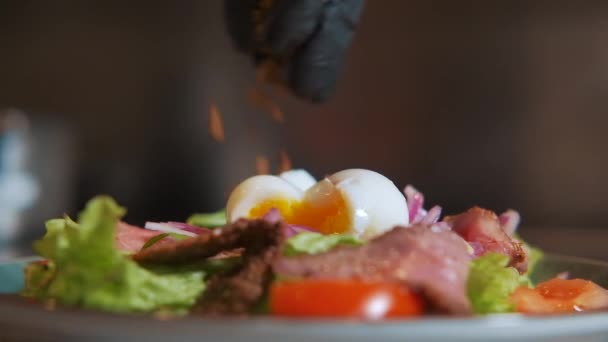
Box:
[255,155,271,175]
[209,103,225,143]
[278,149,292,173]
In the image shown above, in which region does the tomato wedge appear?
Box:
[269,280,424,319]
[511,278,608,314]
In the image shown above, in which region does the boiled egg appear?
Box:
[279,169,317,191]
[226,169,409,239]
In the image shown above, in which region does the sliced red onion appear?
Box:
[404,185,425,222]
[166,221,211,235]
[284,224,318,238]
[556,271,570,280]
[467,241,485,257]
[404,185,449,227]
[144,222,198,237]
[262,208,283,224]
[498,210,520,236]
[420,205,443,225]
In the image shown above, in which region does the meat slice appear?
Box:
[115,222,163,254]
[133,218,285,315]
[133,218,284,265]
[443,207,527,273]
[194,247,278,315]
[273,225,473,314]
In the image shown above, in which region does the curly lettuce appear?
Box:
[186,209,227,228]
[467,253,530,314]
[284,232,363,256]
[22,196,205,313]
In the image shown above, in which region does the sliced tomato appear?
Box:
[269,279,424,319]
[511,278,608,314]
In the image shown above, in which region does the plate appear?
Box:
[1,254,608,342]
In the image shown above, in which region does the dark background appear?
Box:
[1,1,607,258]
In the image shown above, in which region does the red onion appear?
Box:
[166,221,212,235]
[468,241,485,257]
[262,208,283,224]
[498,210,520,236]
[404,184,448,227]
[420,205,443,225]
[284,224,318,238]
[144,222,206,237]
[404,185,425,222]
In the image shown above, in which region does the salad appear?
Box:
[21,168,608,318]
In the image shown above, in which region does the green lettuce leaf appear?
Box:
[22,260,56,299]
[23,196,205,313]
[186,209,227,228]
[467,253,530,314]
[284,232,363,257]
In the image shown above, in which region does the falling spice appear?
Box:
[255,59,287,89]
[270,104,285,123]
[209,103,225,142]
[278,149,292,173]
[248,87,285,123]
[255,155,271,175]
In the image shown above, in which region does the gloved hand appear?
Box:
[224,0,365,103]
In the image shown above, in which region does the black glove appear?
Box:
[224,0,365,103]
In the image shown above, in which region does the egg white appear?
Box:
[328,169,409,238]
[279,169,317,192]
[226,175,303,223]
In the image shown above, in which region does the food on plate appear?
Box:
[20,168,608,319]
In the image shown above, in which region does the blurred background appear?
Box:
[1,1,607,259]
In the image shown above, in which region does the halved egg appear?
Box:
[226,175,303,223]
[279,169,317,191]
[226,169,409,238]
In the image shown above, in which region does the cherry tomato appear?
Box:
[511,278,608,314]
[269,279,424,319]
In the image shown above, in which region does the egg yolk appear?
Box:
[248,194,351,234]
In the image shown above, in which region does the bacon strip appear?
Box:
[133,218,284,265]
[444,207,527,273]
[115,222,164,254]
